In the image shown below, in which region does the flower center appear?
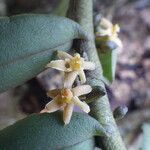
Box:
[57,89,73,105]
[69,54,83,71]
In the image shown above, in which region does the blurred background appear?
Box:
[0,0,150,149]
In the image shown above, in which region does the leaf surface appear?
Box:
[0,14,85,92]
[62,138,94,150]
[0,112,106,150]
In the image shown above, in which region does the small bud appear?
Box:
[85,86,105,103]
[113,106,128,121]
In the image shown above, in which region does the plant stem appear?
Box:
[67,0,126,149]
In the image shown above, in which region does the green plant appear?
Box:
[0,0,127,149]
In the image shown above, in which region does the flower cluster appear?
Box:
[95,17,122,49]
[40,51,95,124]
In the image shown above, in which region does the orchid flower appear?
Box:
[46,51,95,86]
[96,18,122,48]
[40,85,92,125]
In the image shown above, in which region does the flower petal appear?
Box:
[100,18,112,29]
[47,89,60,98]
[72,96,90,113]
[114,38,123,48]
[97,28,112,36]
[44,99,61,113]
[78,69,86,84]
[63,103,74,125]
[109,36,122,49]
[46,60,67,71]
[40,108,48,113]
[83,61,95,70]
[64,71,78,88]
[57,51,73,60]
[72,85,92,96]
[113,24,120,33]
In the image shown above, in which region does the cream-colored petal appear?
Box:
[40,108,48,113]
[78,69,86,84]
[64,71,78,88]
[109,37,123,49]
[100,18,112,29]
[72,96,90,113]
[83,61,95,70]
[97,28,112,36]
[47,89,60,98]
[44,99,61,113]
[113,24,120,33]
[114,38,123,48]
[72,85,92,96]
[46,60,67,71]
[57,51,73,60]
[63,103,74,125]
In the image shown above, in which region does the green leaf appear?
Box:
[0,112,106,150]
[62,138,94,150]
[142,123,150,150]
[0,14,86,93]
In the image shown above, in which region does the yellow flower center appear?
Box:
[57,89,73,105]
[111,24,120,37]
[69,54,83,71]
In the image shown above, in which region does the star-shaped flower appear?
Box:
[46,51,95,86]
[96,18,122,48]
[40,85,92,124]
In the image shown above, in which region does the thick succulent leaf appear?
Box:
[62,138,94,150]
[0,14,85,93]
[0,112,106,150]
[142,123,150,150]
[0,42,72,93]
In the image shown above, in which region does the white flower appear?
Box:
[46,51,95,86]
[40,85,92,125]
[96,18,122,48]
